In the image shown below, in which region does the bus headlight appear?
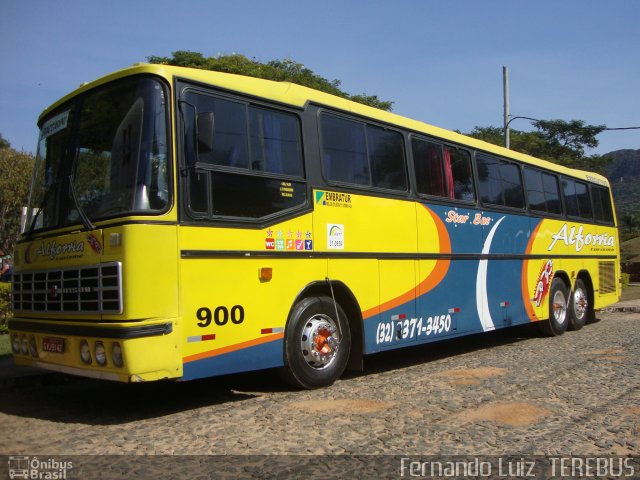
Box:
[29,335,38,358]
[20,335,29,355]
[95,341,107,366]
[12,334,21,354]
[80,340,92,364]
[112,343,124,368]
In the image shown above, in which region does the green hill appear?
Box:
[605,149,640,237]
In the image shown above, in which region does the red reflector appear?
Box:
[201,334,216,341]
[261,328,273,334]
[398,314,407,320]
[448,307,460,313]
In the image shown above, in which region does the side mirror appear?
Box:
[196,112,215,156]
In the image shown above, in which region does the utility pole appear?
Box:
[503,66,510,149]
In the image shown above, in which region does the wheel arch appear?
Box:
[288,280,364,372]
[576,269,595,310]
[553,270,571,290]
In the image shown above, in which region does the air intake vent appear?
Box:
[12,262,122,314]
[598,261,616,295]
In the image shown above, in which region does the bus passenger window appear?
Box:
[445,147,475,201]
[542,172,562,214]
[575,181,593,219]
[368,126,407,191]
[249,107,302,176]
[477,154,503,205]
[592,185,614,224]
[524,167,562,215]
[562,178,592,220]
[321,115,369,185]
[477,154,523,208]
[412,138,447,197]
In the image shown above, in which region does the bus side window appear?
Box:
[524,167,562,215]
[320,115,369,185]
[477,154,503,205]
[592,185,614,224]
[477,154,523,208]
[562,178,593,220]
[368,125,407,191]
[445,147,475,201]
[412,138,447,197]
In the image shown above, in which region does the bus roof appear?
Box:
[40,63,610,187]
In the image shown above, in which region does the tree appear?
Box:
[466,120,612,175]
[0,134,9,150]
[147,51,394,111]
[0,138,34,253]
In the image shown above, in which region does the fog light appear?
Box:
[112,343,124,368]
[20,335,29,355]
[12,334,21,354]
[95,341,107,366]
[29,335,38,358]
[80,339,92,364]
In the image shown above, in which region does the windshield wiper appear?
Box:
[68,175,96,231]
[25,184,54,240]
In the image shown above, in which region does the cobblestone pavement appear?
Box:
[1,310,638,460]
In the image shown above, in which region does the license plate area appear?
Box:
[43,337,65,354]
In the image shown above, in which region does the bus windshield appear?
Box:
[27,76,170,233]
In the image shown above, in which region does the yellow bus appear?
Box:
[9,64,620,388]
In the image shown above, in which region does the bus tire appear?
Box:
[539,278,569,337]
[568,278,591,330]
[279,296,351,389]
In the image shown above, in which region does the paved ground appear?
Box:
[0,301,638,478]
[1,308,638,452]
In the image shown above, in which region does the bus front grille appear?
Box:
[12,262,123,315]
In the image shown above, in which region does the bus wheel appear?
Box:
[568,278,591,330]
[280,296,351,389]
[539,278,569,337]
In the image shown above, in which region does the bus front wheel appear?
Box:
[539,278,569,337]
[280,296,351,389]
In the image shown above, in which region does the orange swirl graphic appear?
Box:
[521,221,542,321]
[362,204,451,319]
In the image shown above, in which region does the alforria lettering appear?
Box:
[36,240,85,260]
[548,223,615,252]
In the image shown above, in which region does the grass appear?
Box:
[621,283,640,302]
[0,334,10,358]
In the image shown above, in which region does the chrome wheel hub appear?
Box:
[552,289,567,326]
[300,314,340,370]
[573,288,588,320]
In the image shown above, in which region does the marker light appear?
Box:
[12,334,21,354]
[80,339,92,364]
[95,341,107,366]
[112,343,124,368]
[29,335,38,358]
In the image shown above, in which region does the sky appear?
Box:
[1,0,639,155]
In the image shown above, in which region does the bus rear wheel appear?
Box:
[568,278,592,330]
[539,278,569,337]
[279,296,351,389]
